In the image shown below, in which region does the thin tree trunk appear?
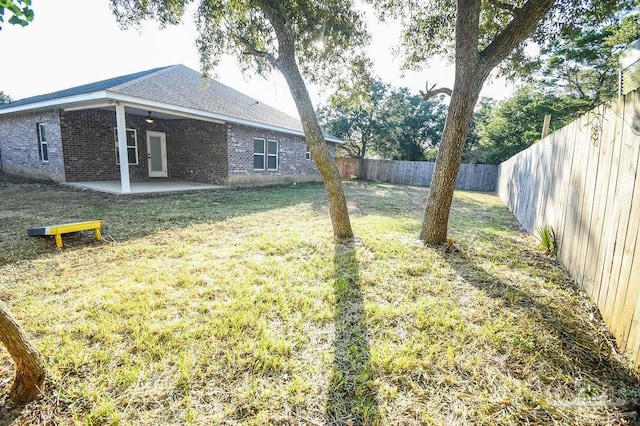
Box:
[0,302,46,405]
[358,139,367,180]
[259,2,353,240]
[278,57,354,240]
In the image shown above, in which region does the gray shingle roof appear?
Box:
[110,65,304,132]
[0,66,171,110]
[1,64,311,135]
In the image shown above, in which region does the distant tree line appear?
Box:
[320,10,639,166]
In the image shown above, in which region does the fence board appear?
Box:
[576,108,603,286]
[612,89,640,353]
[603,98,638,326]
[568,116,586,281]
[336,158,497,192]
[497,89,640,367]
[596,98,625,311]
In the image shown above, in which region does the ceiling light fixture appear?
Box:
[145,111,154,124]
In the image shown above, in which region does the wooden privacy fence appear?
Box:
[336,158,498,192]
[497,89,640,366]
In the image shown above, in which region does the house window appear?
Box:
[113,128,139,165]
[267,140,278,170]
[305,147,311,161]
[253,138,266,169]
[37,123,48,162]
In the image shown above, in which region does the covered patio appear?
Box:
[64,180,226,194]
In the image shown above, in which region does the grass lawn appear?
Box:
[0,173,638,425]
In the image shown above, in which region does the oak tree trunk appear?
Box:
[280,60,354,240]
[420,0,485,245]
[0,302,46,405]
[420,0,555,245]
[260,2,354,241]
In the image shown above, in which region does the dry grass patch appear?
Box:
[0,174,638,425]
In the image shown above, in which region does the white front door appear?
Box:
[146,131,167,178]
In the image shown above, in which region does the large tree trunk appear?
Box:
[0,302,46,405]
[420,0,485,245]
[419,0,555,245]
[260,2,354,241]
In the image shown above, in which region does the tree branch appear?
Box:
[479,0,555,76]
[488,0,519,16]
[420,81,453,101]
[236,35,278,65]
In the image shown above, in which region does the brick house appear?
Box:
[0,65,339,192]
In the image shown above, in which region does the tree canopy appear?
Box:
[0,0,33,30]
[465,8,639,165]
[0,91,11,104]
[533,11,640,109]
[467,87,559,164]
[111,0,366,83]
[318,75,448,164]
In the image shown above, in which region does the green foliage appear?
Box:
[467,87,573,164]
[317,58,389,159]
[466,10,639,166]
[536,225,558,256]
[319,81,448,161]
[0,0,33,29]
[371,0,632,74]
[463,97,496,163]
[374,89,447,161]
[0,91,11,104]
[111,0,367,83]
[532,11,640,109]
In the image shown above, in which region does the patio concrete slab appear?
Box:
[63,180,227,194]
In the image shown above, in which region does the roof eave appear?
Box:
[0,91,344,144]
[0,91,109,115]
[107,92,343,143]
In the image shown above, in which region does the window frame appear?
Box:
[253,137,266,170]
[305,147,311,161]
[267,139,279,170]
[37,123,48,163]
[113,128,139,165]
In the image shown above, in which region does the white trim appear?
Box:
[253,138,266,170]
[267,139,278,170]
[115,103,131,193]
[0,90,344,143]
[0,91,109,115]
[113,128,139,165]
[146,131,168,178]
[63,102,115,112]
[37,122,48,163]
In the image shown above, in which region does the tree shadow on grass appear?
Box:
[0,174,328,266]
[326,239,378,425]
[439,246,640,422]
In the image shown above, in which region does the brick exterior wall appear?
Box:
[226,124,332,186]
[166,119,228,184]
[1,107,338,187]
[0,110,65,181]
[60,110,228,184]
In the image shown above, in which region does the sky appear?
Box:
[1,1,514,118]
